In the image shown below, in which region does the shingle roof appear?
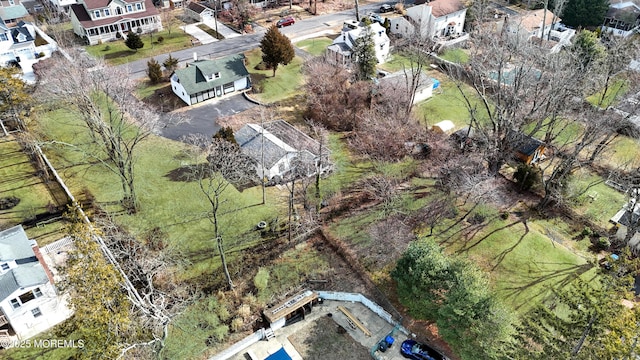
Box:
[0,225,36,262]
[606,4,640,23]
[173,54,249,96]
[518,9,559,32]
[0,4,29,22]
[426,0,466,18]
[11,25,34,43]
[71,0,159,28]
[0,264,48,301]
[186,2,212,14]
[83,0,139,10]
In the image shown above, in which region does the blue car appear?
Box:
[400,339,448,360]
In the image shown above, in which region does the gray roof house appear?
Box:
[171,53,250,106]
[0,225,72,342]
[235,120,332,182]
[184,2,216,22]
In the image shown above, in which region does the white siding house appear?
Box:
[0,21,58,82]
[70,0,162,45]
[0,226,72,342]
[389,0,467,40]
[170,53,250,106]
[327,21,390,65]
[602,2,640,37]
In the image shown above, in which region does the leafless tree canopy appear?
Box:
[35,48,160,213]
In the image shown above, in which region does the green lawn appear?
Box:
[435,206,598,314]
[244,48,304,103]
[320,133,372,198]
[135,81,168,99]
[608,135,640,169]
[439,48,470,64]
[414,77,489,128]
[294,37,333,57]
[378,53,414,73]
[586,78,628,108]
[0,137,67,245]
[568,169,626,229]
[34,108,286,282]
[85,27,192,66]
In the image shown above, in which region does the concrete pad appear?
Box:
[203,19,242,39]
[181,23,218,45]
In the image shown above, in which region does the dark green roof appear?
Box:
[174,54,249,96]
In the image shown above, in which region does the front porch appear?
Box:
[85,17,162,45]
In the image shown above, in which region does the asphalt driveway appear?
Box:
[159,94,257,141]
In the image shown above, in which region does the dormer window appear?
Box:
[206,72,221,81]
[116,7,122,15]
[136,3,142,10]
[104,8,110,16]
[127,4,133,12]
[94,10,101,18]
[10,299,19,309]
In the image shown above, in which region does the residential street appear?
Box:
[119,3,384,79]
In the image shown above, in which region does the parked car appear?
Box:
[368,12,384,24]
[400,339,448,360]
[379,3,393,13]
[277,16,295,27]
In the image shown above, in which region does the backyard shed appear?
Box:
[432,120,455,134]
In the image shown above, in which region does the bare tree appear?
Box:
[36,48,160,213]
[190,137,256,289]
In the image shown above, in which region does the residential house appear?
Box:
[184,1,215,22]
[602,1,640,37]
[48,0,78,14]
[0,225,72,342]
[0,21,58,81]
[389,0,467,41]
[70,0,162,45]
[170,53,250,106]
[235,120,331,182]
[0,0,29,27]
[611,198,640,251]
[326,21,390,65]
[497,9,574,52]
[377,71,437,104]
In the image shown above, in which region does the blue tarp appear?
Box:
[432,78,440,89]
[265,347,292,360]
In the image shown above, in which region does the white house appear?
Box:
[602,1,640,37]
[326,21,390,65]
[0,226,72,342]
[170,53,250,106]
[70,0,162,45]
[235,120,331,182]
[0,21,58,82]
[389,0,467,40]
[184,1,215,23]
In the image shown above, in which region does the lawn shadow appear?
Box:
[103,50,136,59]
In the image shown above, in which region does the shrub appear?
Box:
[230,317,244,332]
[253,267,270,295]
[597,237,611,250]
[157,35,164,43]
[500,211,509,220]
[103,45,111,51]
[254,61,270,71]
[581,226,593,237]
[147,58,163,84]
[513,164,540,191]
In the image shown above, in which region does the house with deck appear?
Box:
[170,53,250,106]
[0,225,72,342]
[326,21,390,65]
[602,1,640,37]
[70,0,162,45]
[0,0,29,27]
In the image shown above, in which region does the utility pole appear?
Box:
[355,0,360,21]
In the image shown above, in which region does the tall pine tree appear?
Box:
[260,25,295,77]
[125,31,144,52]
[352,28,377,81]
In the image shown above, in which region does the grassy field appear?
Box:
[294,37,333,57]
[34,108,287,282]
[85,26,192,65]
[244,48,304,103]
[0,137,67,245]
[439,48,470,64]
[378,52,414,73]
[568,169,627,229]
[586,77,628,108]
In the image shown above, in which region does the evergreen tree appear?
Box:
[213,126,237,145]
[147,58,163,84]
[571,30,605,68]
[125,31,144,52]
[260,25,295,77]
[162,54,179,74]
[562,0,609,28]
[353,28,378,81]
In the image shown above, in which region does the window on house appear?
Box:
[10,299,20,309]
[116,7,122,15]
[214,72,221,79]
[31,308,42,318]
[395,24,399,30]
[126,4,133,12]
[0,34,7,41]
[136,3,142,10]
[8,0,15,5]
[104,8,110,16]
[94,10,101,18]
[1,263,8,270]
[33,288,43,298]
[380,44,384,50]
[19,291,35,304]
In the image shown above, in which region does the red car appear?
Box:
[277,16,295,27]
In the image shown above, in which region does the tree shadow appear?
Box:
[103,50,136,60]
[455,218,523,255]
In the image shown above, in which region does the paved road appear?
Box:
[120,3,384,79]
